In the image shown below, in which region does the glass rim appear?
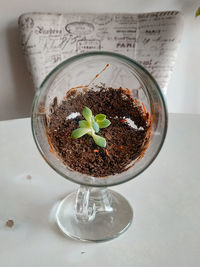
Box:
[31,51,168,187]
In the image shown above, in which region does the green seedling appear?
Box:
[71,107,111,148]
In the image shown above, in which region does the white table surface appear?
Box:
[0,113,200,267]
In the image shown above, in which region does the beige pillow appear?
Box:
[18,11,183,94]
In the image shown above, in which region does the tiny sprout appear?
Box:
[71,106,111,147]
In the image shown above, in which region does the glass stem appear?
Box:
[75,186,113,223]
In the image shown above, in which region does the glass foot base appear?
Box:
[56,189,133,242]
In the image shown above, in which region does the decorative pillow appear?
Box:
[18,11,183,94]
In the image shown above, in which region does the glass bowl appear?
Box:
[32,51,168,241]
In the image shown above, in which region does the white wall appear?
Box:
[0,0,199,121]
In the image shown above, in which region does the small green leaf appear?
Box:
[71,128,91,138]
[79,120,90,128]
[97,119,111,128]
[95,114,106,122]
[71,107,111,147]
[82,107,92,122]
[92,121,100,133]
[93,134,106,148]
[196,7,200,17]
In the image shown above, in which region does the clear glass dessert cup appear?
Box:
[31,51,168,242]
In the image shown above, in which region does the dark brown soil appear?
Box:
[48,87,151,177]
[5,220,14,227]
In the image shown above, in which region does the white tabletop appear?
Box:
[0,113,200,267]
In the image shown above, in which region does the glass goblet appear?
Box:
[32,51,168,241]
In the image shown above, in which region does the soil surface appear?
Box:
[48,86,151,177]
